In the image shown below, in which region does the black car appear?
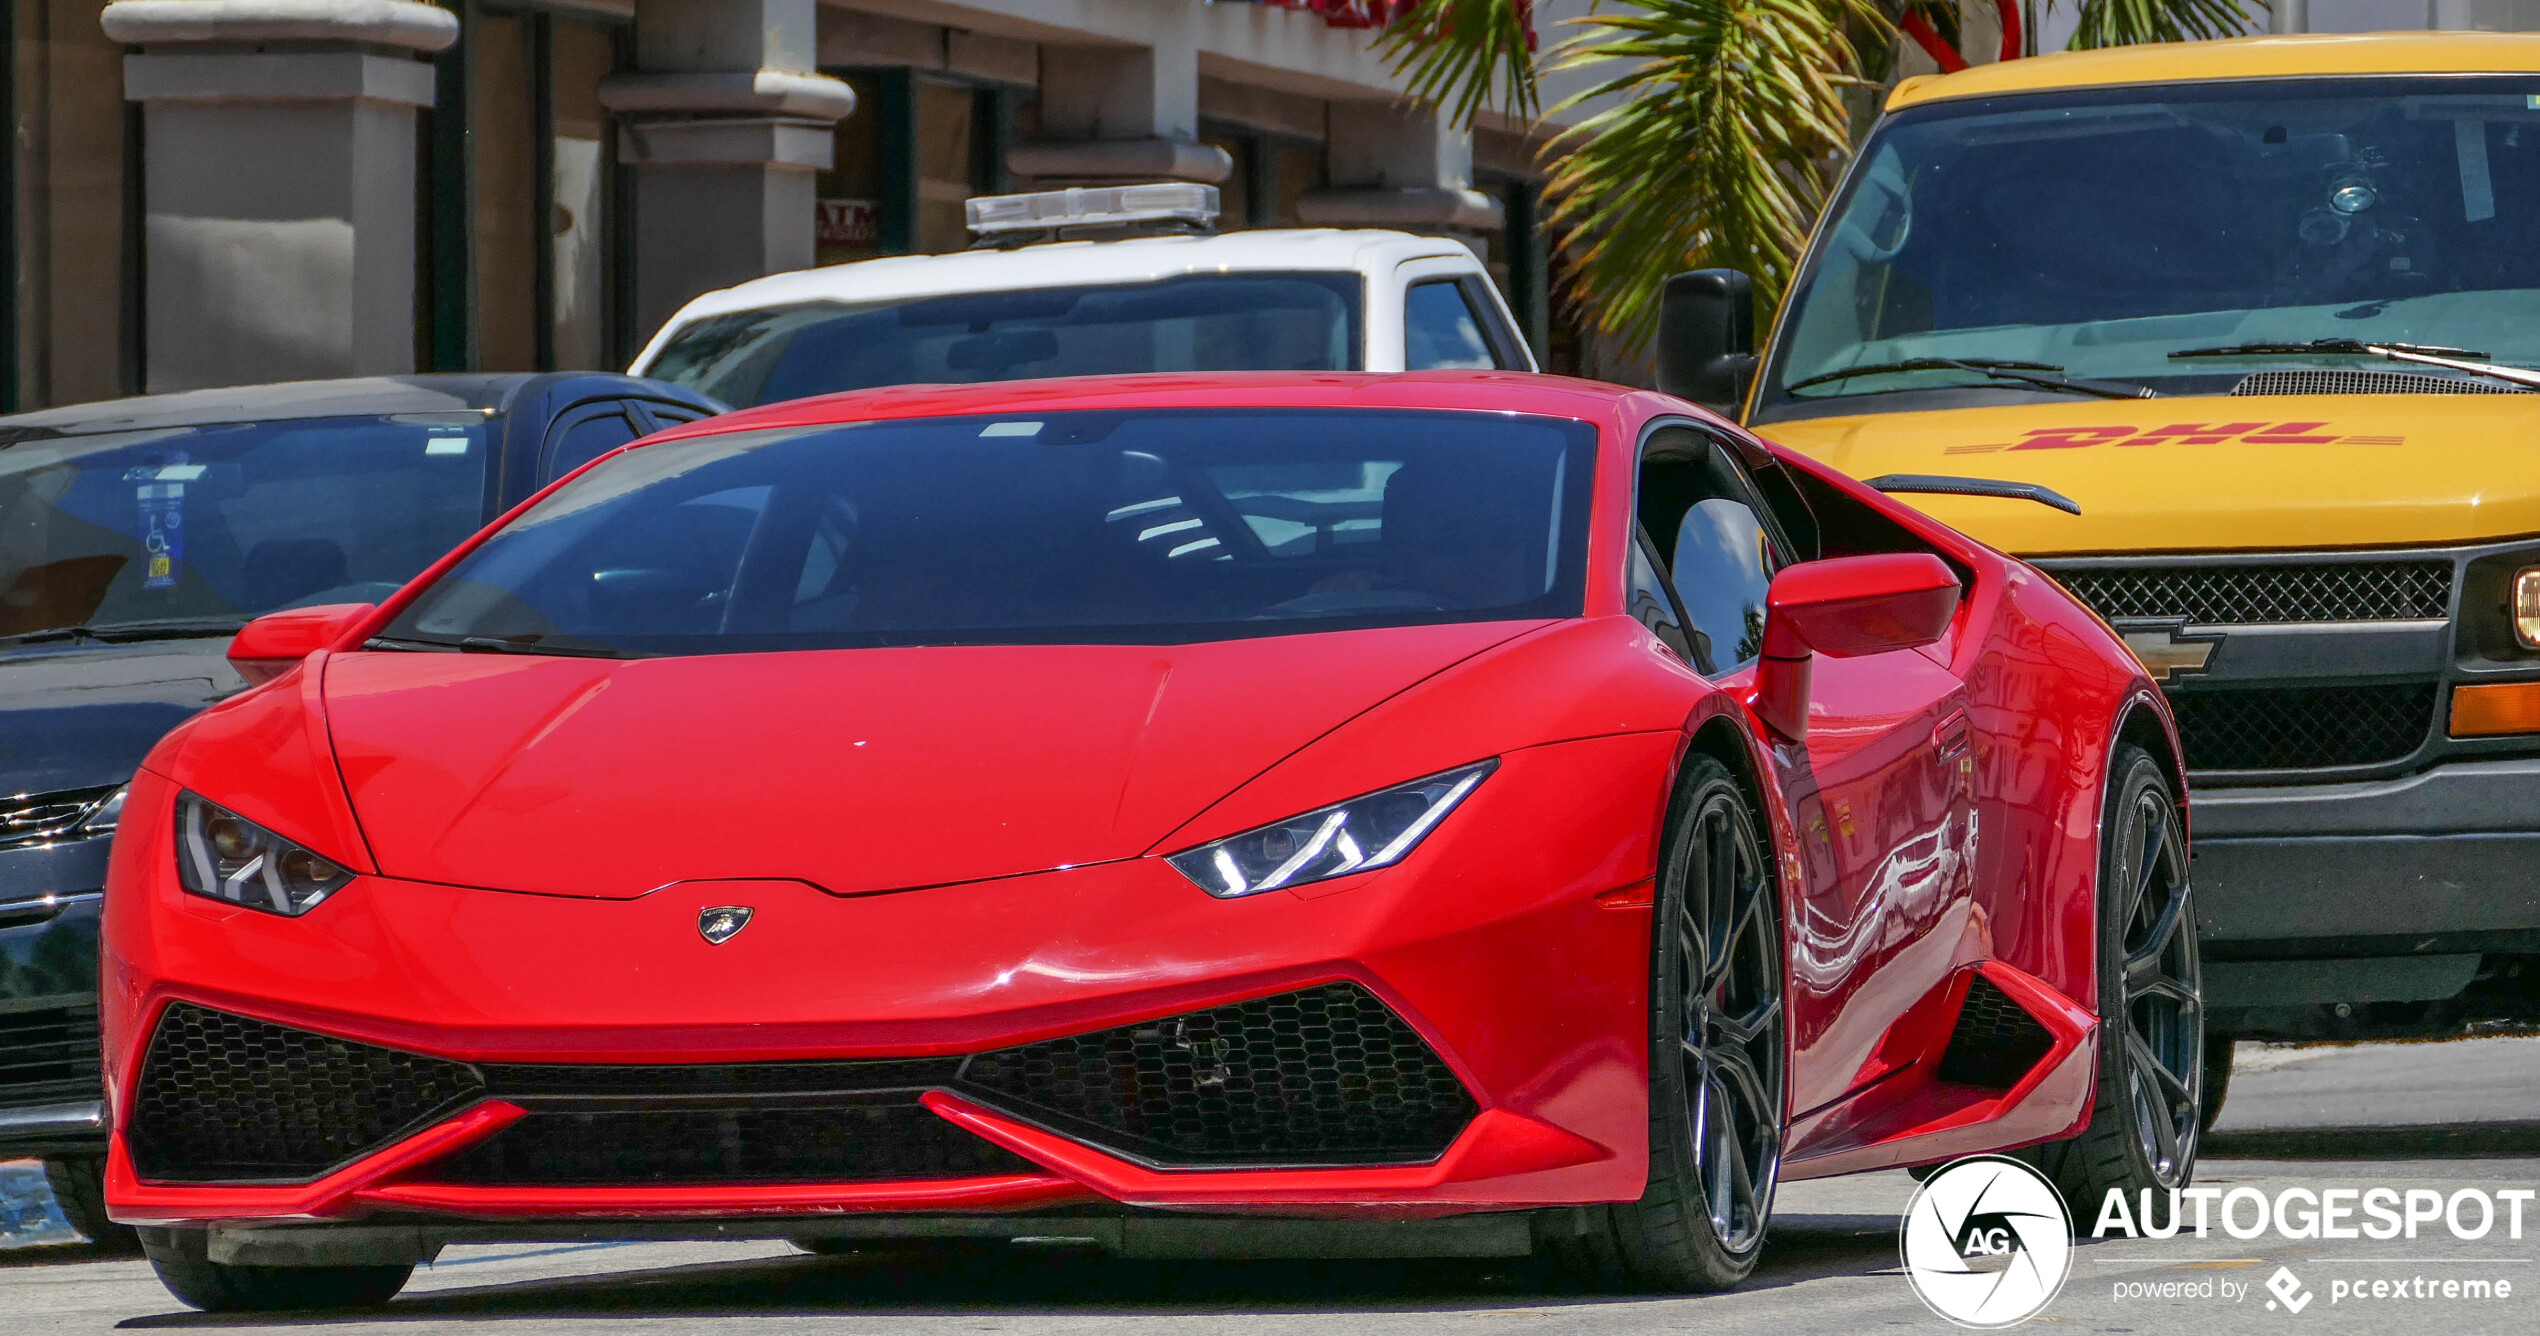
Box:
[0,373,720,1243]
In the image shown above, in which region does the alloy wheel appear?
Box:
[1677,789,1786,1256]
[2117,787,2202,1184]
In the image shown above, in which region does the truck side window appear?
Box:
[1640,428,1783,677]
[1404,279,1497,370]
[543,406,641,481]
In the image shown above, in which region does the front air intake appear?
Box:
[957,981,1477,1167]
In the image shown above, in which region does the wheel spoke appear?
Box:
[2136,1063,2184,1168]
[1715,994,1782,1046]
[2128,1029,2196,1106]
[1710,1040,1778,1127]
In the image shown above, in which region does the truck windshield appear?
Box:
[1758,76,2540,417]
[0,415,491,642]
[644,272,1364,408]
[380,409,1592,655]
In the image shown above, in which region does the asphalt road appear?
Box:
[5,1036,2538,1333]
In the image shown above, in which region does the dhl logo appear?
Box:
[1945,422,2407,454]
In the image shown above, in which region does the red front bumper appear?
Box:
[101,734,1675,1227]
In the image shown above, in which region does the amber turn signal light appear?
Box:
[2450,681,2540,738]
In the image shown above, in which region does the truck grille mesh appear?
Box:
[0,1004,101,1107]
[2168,682,2439,772]
[2231,369,2529,396]
[959,982,1476,1165]
[2047,561,2450,624]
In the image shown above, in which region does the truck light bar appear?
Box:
[965,184,1219,236]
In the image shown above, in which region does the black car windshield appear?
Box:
[0,414,491,641]
[643,273,1363,408]
[1758,76,2540,416]
[382,409,1593,654]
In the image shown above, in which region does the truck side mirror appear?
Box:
[1656,269,1758,413]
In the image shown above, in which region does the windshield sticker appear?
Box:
[136,481,185,590]
[424,429,470,457]
[1946,422,2405,453]
[979,420,1044,437]
[2459,120,2497,223]
[155,463,206,481]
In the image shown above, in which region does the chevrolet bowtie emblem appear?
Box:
[697,906,754,945]
[2117,620,2222,684]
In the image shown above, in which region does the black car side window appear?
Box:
[1640,427,1783,677]
[542,407,641,481]
[1629,533,1695,662]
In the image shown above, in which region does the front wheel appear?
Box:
[2018,743,2203,1225]
[1540,755,1785,1291]
[43,1157,138,1252]
[141,1227,411,1312]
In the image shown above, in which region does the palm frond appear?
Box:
[2070,0,2255,47]
[1378,0,1542,126]
[1540,0,1889,347]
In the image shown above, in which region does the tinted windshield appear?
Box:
[383,409,1592,655]
[0,415,491,640]
[645,273,1363,407]
[1758,76,2540,417]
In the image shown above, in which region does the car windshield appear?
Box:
[1758,76,2540,417]
[0,414,491,641]
[643,273,1364,408]
[382,408,1593,654]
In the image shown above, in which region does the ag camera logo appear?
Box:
[1901,1155,2075,1328]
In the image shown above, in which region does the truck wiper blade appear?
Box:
[1,619,245,645]
[1785,357,2153,400]
[2167,338,2540,391]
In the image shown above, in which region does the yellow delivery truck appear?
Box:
[1657,33,2540,1063]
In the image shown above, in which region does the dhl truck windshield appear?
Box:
[1756,76,2540,420]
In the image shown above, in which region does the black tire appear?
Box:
[2198,1032,2233,1134]
[140,1227,411,1312]
[2016,743,2203,1226]
[1539,754,1784,1291]
[42,1157,139,1252]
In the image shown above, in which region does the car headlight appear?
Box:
[2516,566,2540,649]
[77,786,126,836]
[173,793,352,916]
[1166,760,1497,898]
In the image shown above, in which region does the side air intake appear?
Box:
[1936,975,2056,1090]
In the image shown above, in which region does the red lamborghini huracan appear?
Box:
[98,373,2201,1310]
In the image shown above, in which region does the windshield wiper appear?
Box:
[1784,358,2154,400]
[2166,338,2540,391]
[363,632,638,660]
[1,619,246,646]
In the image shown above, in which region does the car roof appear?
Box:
[638,371,1680,446]
[1886,31,2540,110]
[0,373,709,437]
[638,229,1481,349]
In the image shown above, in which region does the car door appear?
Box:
[1638,424,1976,1135]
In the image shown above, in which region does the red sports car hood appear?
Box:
[321,623,1544,899]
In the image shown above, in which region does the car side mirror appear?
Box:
[1750,554,1960,741]
[229,603,375,686]
[1656,269,1758,413]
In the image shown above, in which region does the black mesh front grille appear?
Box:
[959,982,1476,1166]
[433,1101,1039,1185]
[129,1004,484,1182]
[2048,561,2451,624]
[0,1005,100,1104]
[2168,682,2439,772]
[1937,976,2055,1089]
[2232,369,2529,396]
[0,785,115,851]
[482,1058,963,1098]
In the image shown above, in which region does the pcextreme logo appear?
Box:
[1945,422,2408,454]
[1900,1156,2075,1328]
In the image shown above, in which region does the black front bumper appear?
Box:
[0,833,110,1158]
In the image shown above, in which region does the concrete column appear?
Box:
[1009,41,1231,186]
[103,0,456,391]
[604,0,856,337]
[1299,102,1501,234]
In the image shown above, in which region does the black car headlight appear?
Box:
[1167,759,1497,898]
[174,793,352,916]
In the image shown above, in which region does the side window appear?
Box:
[1403,279,1498,370]
[1629,535,1694,662]
[632,401,709,432]
[1640,427,1782,676]
[541,407,641,481]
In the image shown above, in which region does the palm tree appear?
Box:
[1384,0,2254,347]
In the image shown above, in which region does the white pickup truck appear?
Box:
[629,184,1536,408]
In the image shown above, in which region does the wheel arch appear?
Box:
[2112,687,2190,839]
